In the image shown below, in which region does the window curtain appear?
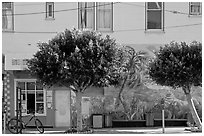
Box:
[2,9,8,29]
[79,2,94,29]
[97,2,112,30]
[190,2,201,14]
[2,2,12,30]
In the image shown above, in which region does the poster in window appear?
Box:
[36,103,44,114]
[47,96,52,103]
[47,90,52,97]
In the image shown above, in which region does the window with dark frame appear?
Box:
[78,2,113,31]
[2,2,14,31]
[46,2,54,19]
[145,2,164,30]
[189,2,202,15]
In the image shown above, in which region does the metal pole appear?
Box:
[162,109,165,133]
[16,87,19,133]
[3,111,6,134]
[70,90,72,128]
[19,87,22,134]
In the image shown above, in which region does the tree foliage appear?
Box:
[27,29,119,91]
[114,46,150,88]
[149,41,202,89]
[113,46,150,120]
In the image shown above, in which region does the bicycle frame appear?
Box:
[13,113,37,129]
[23,115,36,127]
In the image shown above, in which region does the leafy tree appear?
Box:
[149,41,202,129]
[113,46,150,120]
[27,29,118,131]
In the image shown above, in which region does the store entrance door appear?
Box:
[55,90,71,127]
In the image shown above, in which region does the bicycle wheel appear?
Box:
[35,119,44,133]
[7,118,23,134]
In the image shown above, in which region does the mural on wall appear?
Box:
[3,71,11,123]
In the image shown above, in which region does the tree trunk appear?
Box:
[183,86,202,129]
[118,76,131,120]
[119,95,131,120]
[185,93,202,129]
[76,91,83,131]
[130,112,137,120]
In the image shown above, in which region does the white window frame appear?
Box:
[189,2,202,15]
[96,2,113,32]
[46,2,54,19]
[2,2,14,31]
[78,2,113,32]
[78,2,95,30]
[145,2,164,32]
[14,79,46,116]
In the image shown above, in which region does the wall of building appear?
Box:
[111,2,202,45]
[2,2,202,55]
[2,2,202,128]
[3,2,78,54]
[4,70,104,127]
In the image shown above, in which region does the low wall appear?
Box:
[112,119,188,128]
[112,120,146,127]
[154,119,188,127]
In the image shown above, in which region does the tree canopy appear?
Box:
[27,29,119,91]
[149,41,202,89]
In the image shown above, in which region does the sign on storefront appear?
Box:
[5,54,33,70]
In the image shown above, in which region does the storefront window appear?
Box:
[27,82,35,90]
[16,80,46,116]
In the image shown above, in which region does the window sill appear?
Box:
[96,28,114,33]
[22,114,46,117]
[78,28,114,33]
[2,30,14,33]
[188,14,202,18]
[145,29,165,34]
[98,30,114,33]
[45,18,55,21]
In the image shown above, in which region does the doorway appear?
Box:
[55,90,71,127]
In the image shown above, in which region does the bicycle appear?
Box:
[7,111,44,134]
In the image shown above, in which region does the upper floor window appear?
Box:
[46,2,54,19]
[189,2,202,15]
[96,2,113,31]
[145,2,164,31]
[78,2,113,31]
[2,2,14,31]
[78,2,95,29]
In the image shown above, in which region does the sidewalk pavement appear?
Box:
[4,127,202,134]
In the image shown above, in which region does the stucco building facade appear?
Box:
[2,2,202,127]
